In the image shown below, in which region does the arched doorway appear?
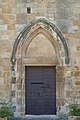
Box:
[11,18,70,116]
[24,31,57,115]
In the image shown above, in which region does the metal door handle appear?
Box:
[41,86,50,89]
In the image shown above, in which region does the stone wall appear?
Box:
[0,0,80,116]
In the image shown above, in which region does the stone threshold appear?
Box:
[8,114,68,120]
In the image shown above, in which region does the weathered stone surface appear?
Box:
[77,46,80,51]
[0,0,80,117]
[71,71,80,77]
[0,25,7,31]
[73,19,80,25]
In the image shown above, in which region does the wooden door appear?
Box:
[25,66,56,115]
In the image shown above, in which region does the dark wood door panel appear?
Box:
[25,66,56,115]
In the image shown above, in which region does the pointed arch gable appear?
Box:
[11,18,70,66]
[21,26,58,58]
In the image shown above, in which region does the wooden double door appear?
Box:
[25,66,56,115]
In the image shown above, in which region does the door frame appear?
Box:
[25,66,56,115]
[11,18,69,116]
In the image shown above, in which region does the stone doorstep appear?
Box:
[8,115,68,120]
[25,115,60,120]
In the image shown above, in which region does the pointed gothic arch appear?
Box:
[11,18,71,116]
[11,18,70,67]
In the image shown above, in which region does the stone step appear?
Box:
[8,114,68,120]
[25,115,60,120]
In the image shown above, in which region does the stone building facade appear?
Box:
[0,0,80,117]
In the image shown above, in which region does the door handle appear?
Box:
[45,86,50,88]
[41,85,50,89]
[38,92,40,96]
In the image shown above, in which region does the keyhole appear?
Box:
[38,92,40,96]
